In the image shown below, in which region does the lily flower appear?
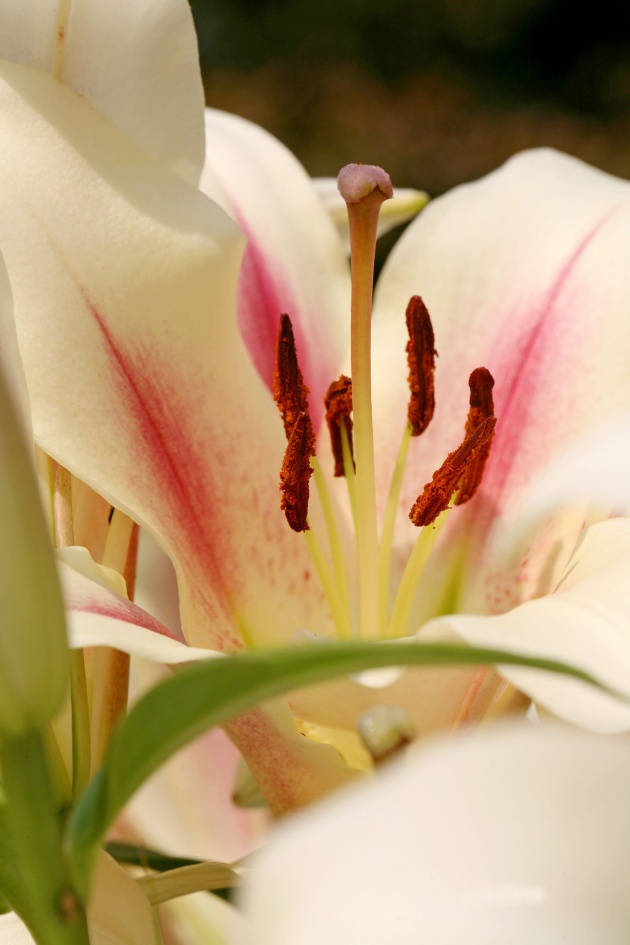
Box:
[2,0,630,825]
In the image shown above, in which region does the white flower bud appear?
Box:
[0,279,68,737]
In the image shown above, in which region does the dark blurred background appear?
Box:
[192,0,630,197]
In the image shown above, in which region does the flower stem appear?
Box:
[0,731,90,944]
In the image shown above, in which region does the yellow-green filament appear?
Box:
[311,458,352,638]
[387,509,449,639]
[303,527,350,639]
[378,422,413,633]
[340,420,358,531]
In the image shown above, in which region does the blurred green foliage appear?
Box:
[193,0,630,193]
[193,0,630,114]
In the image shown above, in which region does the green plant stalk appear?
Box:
[0,730,89,945]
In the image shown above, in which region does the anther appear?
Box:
[324,375,355,477]
[273,313,316,532]
[273,313,310,441]
[406,296,437,436]
[409,416,496,527]
[455,367,496,506]
[279,412,316,532]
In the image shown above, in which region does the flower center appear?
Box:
[273,164,496,642]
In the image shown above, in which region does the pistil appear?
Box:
[337,164,393,639]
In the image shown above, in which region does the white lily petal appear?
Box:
[242,724,630,944]
[0,61,329,652]
[88,852,161,944]
[0,0,205,182]
[202,109,351,419]
[0,912,34,943]
[432,519,630,733]
[159,890,246,945]
[498,410,630,555]
[313,178,428,251]
[58,555,217,664]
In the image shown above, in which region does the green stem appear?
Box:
[0,731,89,945]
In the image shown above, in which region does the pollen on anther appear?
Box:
[280,412,316,532]
[455,367,496,506]
[324,375,355,477]
[405,296,437,436]
[409,416,496,527]
[273,313,310,441]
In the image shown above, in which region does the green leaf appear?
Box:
[68,639,610,894]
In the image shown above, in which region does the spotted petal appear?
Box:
[0,61,330,653]
[371,149,630,572]
[435,518,630,733]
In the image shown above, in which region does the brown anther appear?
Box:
[273,313,310,440]
[409,416,496,526]
[324,375,355,477]
[406,296,437,436]
[279,412,316,532]
[454,367,496,506]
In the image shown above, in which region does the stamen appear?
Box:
[273,313,310,440]
[279,412,316,533]
[324,375,355,477]
[406,296,437,436]
[409,415,496,527]
[455,367,495,506]
[273,313,317,532]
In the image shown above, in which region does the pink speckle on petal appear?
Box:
[82,289,242,651]
[234,217,332,430]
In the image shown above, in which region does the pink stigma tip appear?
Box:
[337,164,393,204]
